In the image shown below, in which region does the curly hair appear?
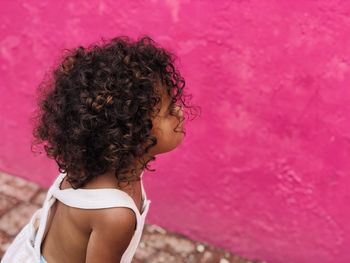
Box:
[30,35,199,189]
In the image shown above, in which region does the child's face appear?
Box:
[149,87,185,156]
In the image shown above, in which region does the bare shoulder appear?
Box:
[91,207,137,230]
[85,207,137,262]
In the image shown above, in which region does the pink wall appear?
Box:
[1,1,350,262]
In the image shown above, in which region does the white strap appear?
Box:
[34,174,64,256]
[52,171,145,214]
[52,188,140,214]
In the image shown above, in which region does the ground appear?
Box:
[0,171,264,263]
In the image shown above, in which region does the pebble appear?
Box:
[196,244,205,252]
[220,258,231,263]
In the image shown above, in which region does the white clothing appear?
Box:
[1,171,151,263]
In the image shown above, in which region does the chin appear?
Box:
[153,133,185,155]
[161,141,183,154]
[171,136,184,151]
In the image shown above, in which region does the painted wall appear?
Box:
[1,1,350,263]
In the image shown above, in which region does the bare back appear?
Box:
[41,175,143,262]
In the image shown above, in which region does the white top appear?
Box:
[1,171,151,263]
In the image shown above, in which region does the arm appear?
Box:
[85,207,137,262]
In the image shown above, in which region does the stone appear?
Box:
[0,173,264,263]
[31,189,48,206]
[220,258,231,263]
[149,251,178,263]
[185,254,198,263]
[196,244,205,253]
[0,194,19,217]
[134,245,157,260]
[200,251,214,262]
[146,224,167,234]
[163,235,196,254]
[0,172,39,202]
[0,230,12,258]
[145,233,167,250]
[0,202,39,236]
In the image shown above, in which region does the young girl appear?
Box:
[2,35,196,263]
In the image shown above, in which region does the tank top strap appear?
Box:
[51,172,144,217]
[52,188,139,214]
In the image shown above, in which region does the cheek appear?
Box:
[151,119,184,154]
[163,117,182,135]
[163,118,184,144]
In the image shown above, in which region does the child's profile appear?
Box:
[2,35,197,263]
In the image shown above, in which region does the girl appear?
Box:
[2,35,196,262]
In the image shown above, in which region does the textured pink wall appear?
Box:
[1,1,350,263]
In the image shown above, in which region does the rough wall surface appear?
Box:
[1,1,350,263]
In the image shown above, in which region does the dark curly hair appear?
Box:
[30,35,199,189]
